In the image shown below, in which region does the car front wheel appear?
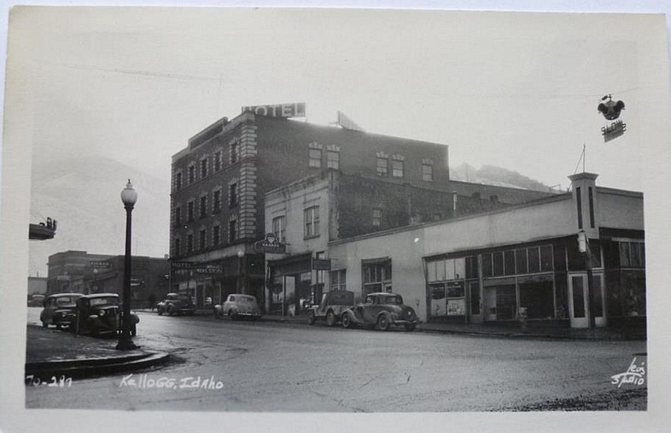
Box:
[342,313,352,329]
[131,324,137,336]
[157,307,163,316]
[307,311,316,325]
[377,314,390,331]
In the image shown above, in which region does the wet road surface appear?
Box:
[26,309,647,411]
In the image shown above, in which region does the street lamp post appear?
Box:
[117,180,138,351]
[237,250,246,295]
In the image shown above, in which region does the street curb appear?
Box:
[25,352,171,381]
[136,311,646,341]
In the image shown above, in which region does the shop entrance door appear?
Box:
[568,273,606,328]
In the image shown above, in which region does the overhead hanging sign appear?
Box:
[602,120,626,143]
[242,103,306,118]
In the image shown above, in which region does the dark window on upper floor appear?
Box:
[230,141,240,164]
[188,165,195,184]
[199,196,207,218]
[229,220,238,243]
[175,172,182,190]
[187,234,193,253]
[199,229,206,250]
[213,225,221,246]
[214,151,222,171]
[201,158,208,178]
[229,183,239,207]
[173,238,181,257]
[213,190,221,213]
[187,202,194,222]
[372,208,382,227]
[377,157,388,177]
[174,207,181,228]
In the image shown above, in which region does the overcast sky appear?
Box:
[12,7,645,190]
[3,7,659,275]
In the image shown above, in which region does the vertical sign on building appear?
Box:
[598,95,626,143]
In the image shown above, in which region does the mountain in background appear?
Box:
[450,163,555,192]
[29,155,170,277]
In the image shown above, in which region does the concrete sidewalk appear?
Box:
[145,308,646,341]
[25,326,170,380]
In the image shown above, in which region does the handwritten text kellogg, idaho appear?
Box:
[119,374,224,390]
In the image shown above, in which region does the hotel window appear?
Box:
[199,195,207,218]
[175,172,182,190]
[173,238,181,257]
[392,154,405,178]
[304,206,320,238]
[422,160,434,182]
[214,151,222,171]
[201,158,208,179]
[188,164,195,184]
[327,150,340,169]
[309,148,322,168]
[213,225,221,246]
[272,216,286,243]
[230,141,240,164]
[187,201,194,222]
[229,219,238,243]
[331,269,347,291]
[174,206,181,228]
[199,229,207,250]
[326,145,340,169]
[372,208,382,227]
[187,234,193,253]
[229,182,239,207]
[377,156,389,177]
[213,190,221,213]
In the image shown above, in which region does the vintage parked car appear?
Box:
[74,293,139,337]
[156,293,196,316]
[28,294,46,307]
[307,290,355,326]
[340,292,420,331]
[214,294,261,320]
[39,293,83,329]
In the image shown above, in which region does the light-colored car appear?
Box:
[215,294,261,320]
[39,293,83,329]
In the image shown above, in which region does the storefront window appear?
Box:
[482,254,493,278]
[504,251,515,276]
[540,245,553,272]
[493,252,504,276]
[528,247,540,273]
[515,249,528,274]
[465,256,478,279]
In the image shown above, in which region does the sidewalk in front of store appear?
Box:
[25,326,170,381]
[164,308,646,341]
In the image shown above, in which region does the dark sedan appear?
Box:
[341,292,420,331]
[74,293,139,337]
[39,293,83,329]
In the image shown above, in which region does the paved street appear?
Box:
[26,308,647,411]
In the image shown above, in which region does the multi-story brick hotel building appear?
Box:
[170,105,550,308]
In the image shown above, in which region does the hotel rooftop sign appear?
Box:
[242,102,306,118]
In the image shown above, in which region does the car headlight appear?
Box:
[98,310,106,317]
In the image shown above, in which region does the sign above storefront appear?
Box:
[171,261,193,269]
[89,261,111,268]
[242,102,306,118]
[193,264,224,276]
[312,258,331,270]
[254,233,286,254]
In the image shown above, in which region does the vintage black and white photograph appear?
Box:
[1,2,671,433]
